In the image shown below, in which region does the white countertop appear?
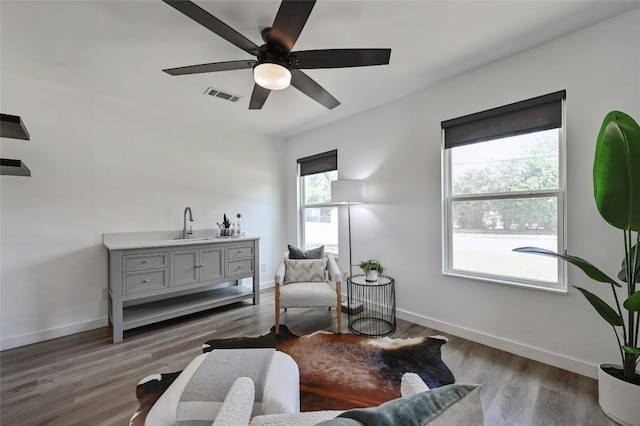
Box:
[103,229,258,251]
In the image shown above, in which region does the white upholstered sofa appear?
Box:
[142,350,300,426]
[225,372,484,425]
[139,351,484,426]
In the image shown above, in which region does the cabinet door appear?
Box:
[201,247,224,282]
[172,249,199,287]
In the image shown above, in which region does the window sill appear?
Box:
[442,270,567,294]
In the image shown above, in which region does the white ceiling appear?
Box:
[2,1,639,138]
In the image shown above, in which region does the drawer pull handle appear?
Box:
[142,279,150,283]
[142,259,150,263]
[237,265,243,269]
[238,250,243,253]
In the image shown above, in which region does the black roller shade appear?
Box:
[442,90,566,149]
[297,149,337,176]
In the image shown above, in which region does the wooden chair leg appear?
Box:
[336,289,342,334]
[275,284,281,335]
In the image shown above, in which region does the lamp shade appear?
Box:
[331,180,366,204]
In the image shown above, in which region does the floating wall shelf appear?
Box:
[1,113,32,177]
[0,114,30,140]
[1,159,31,176]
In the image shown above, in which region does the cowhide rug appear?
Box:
[132,325,454,425]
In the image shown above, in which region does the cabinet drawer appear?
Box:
[227,244,254,259]
[124,252,168,271]
[125,269,167,294]
[227,258,254,276]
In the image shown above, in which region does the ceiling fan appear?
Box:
[162,0,391,110]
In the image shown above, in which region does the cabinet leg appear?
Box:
[112,297,124,344]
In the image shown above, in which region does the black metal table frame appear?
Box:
[347,274,396,337]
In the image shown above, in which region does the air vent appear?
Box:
[204,87,242,103]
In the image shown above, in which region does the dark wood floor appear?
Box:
[1,288,615,426]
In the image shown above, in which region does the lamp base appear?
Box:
[341,300,363,315]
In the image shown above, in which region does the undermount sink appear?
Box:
[173,237,211,242]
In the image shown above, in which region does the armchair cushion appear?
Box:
[288,244,324,259]
[284,259,327,284]
[279,281,339,308]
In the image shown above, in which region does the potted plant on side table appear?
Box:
[515,111,640,426]
[358,259,384,282]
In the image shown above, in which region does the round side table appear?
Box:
[347,274,396,337]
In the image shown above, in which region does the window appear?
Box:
[298,150,339,254]
[441,91,567,292]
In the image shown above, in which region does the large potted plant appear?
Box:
[515,111,640,426]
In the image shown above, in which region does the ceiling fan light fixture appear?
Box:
[254,61,292,91]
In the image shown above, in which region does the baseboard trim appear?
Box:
[3,282,276,351]
[1,317,108,351]
[397,309,597,379]
[260,280,275,290]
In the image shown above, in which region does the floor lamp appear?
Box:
[331,180,366,277]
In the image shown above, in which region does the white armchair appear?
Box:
[274,252,342,335]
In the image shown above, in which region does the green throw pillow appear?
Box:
[288,244,324,259]
[316,384,484,426]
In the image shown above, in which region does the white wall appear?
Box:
[0,73,286,350]
[285,10,640,378]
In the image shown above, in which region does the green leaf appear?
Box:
[618,244,640,283]
[623,290,640,311]
[593,111,640,231]
[622,345,640,355]
[574,287,623,326]
[514,247,620,287]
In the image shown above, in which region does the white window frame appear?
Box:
[441,92,568,293]
[297,150,339,255]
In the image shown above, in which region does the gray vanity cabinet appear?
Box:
[106,237,260,343]
[172,247,224,287]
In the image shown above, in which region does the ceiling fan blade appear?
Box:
[268,0,316,53]
[289,48,391,69]
[290,70,340,110]
[163,60,256,76]
[163,0,260,56]
[249,84,271,109]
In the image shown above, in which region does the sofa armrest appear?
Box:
[401,373,430,397]
[211,377,255,426]
[326,254,342,283]
[250,410,344,426]
[275,260,286,286]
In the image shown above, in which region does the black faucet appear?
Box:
[182,207,193,239]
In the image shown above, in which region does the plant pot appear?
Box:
[598,363,640,426]
[365,270,379,282]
